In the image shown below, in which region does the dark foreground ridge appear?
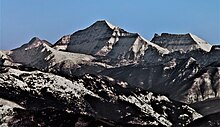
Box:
[0,67,201,126]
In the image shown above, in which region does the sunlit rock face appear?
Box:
[0,51,14,66]
[151,33,212,52]
[53,35,71,51]
[53,20,169,64]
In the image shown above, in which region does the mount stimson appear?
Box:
[0,20,220,127]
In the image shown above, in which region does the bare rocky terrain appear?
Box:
[0,20,219,127]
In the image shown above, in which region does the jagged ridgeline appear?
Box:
[0,20,220,127]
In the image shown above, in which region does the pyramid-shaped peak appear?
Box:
[29,37,41,44]
[11,37,42,50]
[12,37,52,51]
[92,20,116,29]
[28,37,52,47]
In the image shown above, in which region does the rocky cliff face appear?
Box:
[101,57,220,104]
[0,20,219,126]
[151,33,212,52]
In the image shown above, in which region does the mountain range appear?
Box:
[0,20,219,127]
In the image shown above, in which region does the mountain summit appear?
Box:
[53,20,169,63]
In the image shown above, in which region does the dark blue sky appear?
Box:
[1,0,220,50]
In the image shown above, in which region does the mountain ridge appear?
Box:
[151,33,212,52]
[0,20,219,127]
